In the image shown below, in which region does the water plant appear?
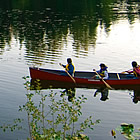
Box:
[111,123,140,140]
[0,76,100,139]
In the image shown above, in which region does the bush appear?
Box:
[0,76,100,140]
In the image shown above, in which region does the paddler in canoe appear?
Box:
[92,63,114,90]
[59,58,75,77]
[92,63,109,80]
[122,61,140,79]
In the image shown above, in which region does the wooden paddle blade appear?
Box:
[103,80,114,90]
[65,70,76,83]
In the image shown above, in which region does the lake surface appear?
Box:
[0,0,140,139]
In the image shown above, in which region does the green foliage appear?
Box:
[0,76,100,139]
[113,123,140,140]
[0,118,23,132]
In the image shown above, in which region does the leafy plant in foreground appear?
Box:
[0,76,100,140]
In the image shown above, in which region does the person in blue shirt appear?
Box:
[93,63,109,79]
[59,58,75,76]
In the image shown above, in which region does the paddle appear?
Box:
[121,69,133,74]
[117,73,120,80]
[59,63,76,83]
[121,71,128,74]
[93,70,113,90]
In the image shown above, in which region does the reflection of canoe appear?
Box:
[31,79,76,89]
[30,79,140,90]
[29,67,140,90]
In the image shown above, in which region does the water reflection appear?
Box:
[94,88,109,101]
[31,79,76,101]
[31,79,140,103]
[0,0,140,65]
[130,90,140,104]
[61,88,76,102]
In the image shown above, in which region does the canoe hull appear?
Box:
[29,67,140,89]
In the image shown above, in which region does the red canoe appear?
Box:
[29,67,140,89]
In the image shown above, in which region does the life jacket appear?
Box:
[66,63,75,73]
[100,71,106,77]
[133,65,140,77]
[99,67,108,78]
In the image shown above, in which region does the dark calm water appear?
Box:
[0,0,140,139]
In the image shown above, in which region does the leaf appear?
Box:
[133,132,140,137]
[111,129,116,137]
[123,134,135,140]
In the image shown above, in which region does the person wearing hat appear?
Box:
[92,63,109,79]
